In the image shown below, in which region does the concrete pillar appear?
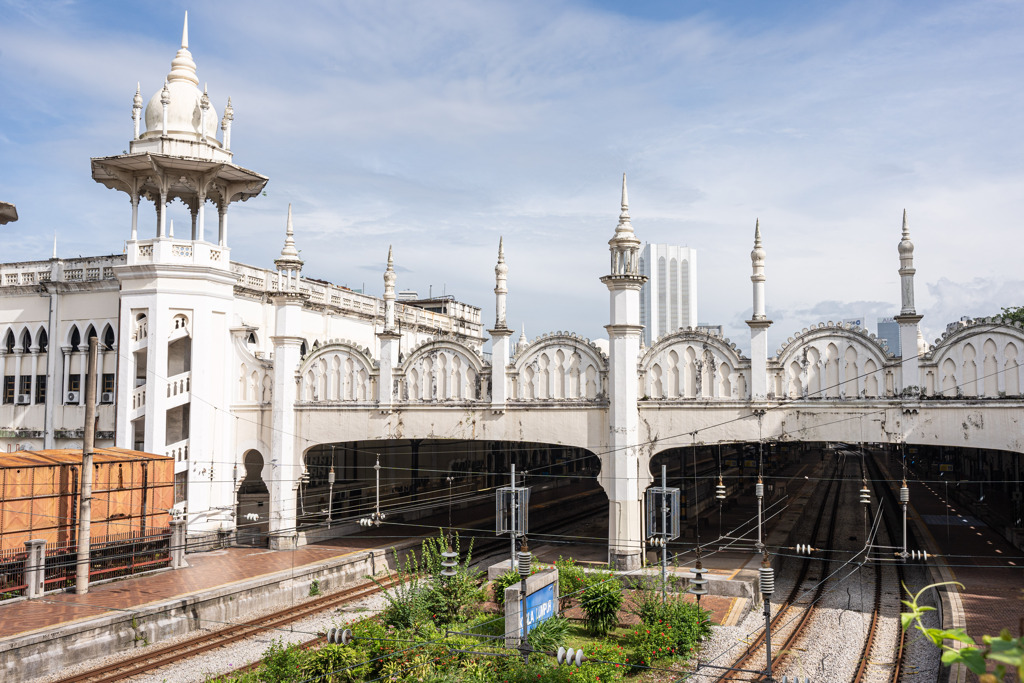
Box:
[896,316,923,392]
[490,329,513,410]
[268,291,307,550]
[377,332,399,410]
[169,519,188,569]
[23,539,46,599]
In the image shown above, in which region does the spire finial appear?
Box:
[754,218,762,246]
[182,11,189,49]
[52,232,57,259]
[901,208,909,239]
[387,245,394,269]
[167,12,199,86]
[498,236,505,261]
[614,172,633,235]
[279,204,300,259]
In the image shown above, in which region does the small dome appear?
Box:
[144,81,219,140]
[141,14,219,142]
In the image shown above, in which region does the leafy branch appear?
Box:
[901,582,1024,681]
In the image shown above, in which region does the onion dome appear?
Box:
[142,12,220,142]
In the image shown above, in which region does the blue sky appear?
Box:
[1,0,1022,353]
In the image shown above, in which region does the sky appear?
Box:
[1,0,1022,354]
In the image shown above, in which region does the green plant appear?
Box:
[624,623,678,666]
[298,643,364,682]
[628,585,712,656]
[309,578,322,596]
[418,531,485,626]
[553,556,590,610]
[373,549,424,629]
[526,615,570,653]
[579,575,623,636]
[260,638,305,683]
[492,569,524,600]
[902,582,1024,681]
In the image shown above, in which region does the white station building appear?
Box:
[3,17,1022,566]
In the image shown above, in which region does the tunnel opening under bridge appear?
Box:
[295,439,608,549]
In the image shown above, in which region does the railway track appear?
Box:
[854,451,912,683]
[715,454,846,682]
[56,575,400,683]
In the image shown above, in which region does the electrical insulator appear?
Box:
[647,536,665,548]
[759,565,774,596]
[859,482,871,505]
[795,544,816,555]
[440,548,458,577]
[517,547,532,578]
[909,550,930,561]
[328,467,336,485]
[755,480,764,499]
[715,479,726,500]
[689,563,708,597]
[326,627,353,645]
[557,647,587,667]
[900,483,909,503]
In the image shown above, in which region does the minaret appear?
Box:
[598,173,648,571]
[268,205,310,549]
[895,210,923,391]
[517,326,528,355]
[378,247,401,411]
[747,219,772,399]
[489,238,513,411]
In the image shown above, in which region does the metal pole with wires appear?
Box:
[760,554,775,681]
[661,464,668,602]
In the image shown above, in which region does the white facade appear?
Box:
[639,243,698,346]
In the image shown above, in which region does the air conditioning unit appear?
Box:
[66,391,80,403]
[100,392,114,403]
[15,394,31,405]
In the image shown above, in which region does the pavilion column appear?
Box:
[158,190,168,238]
[130,192,140,241]
[218,204,228,247]
[13,352,22,403]
[197,191,206,242]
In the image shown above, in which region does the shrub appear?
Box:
[299,644,365,683]
[580,575,623,636]
[628,586,713,657]
[553,556,590,610]
[492,569,524,601]
[418,531,485,626]
[526,615,570,653]
[624,623,678,666]
[260,638,305,683]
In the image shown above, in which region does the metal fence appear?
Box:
[43,528,172,592]
[0,546,28,601]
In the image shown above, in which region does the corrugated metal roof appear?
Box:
[0,448,172,469]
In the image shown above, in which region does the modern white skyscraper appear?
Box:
[639,243,698,346]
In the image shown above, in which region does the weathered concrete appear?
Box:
[0,547,396,683]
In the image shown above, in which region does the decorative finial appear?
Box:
[224,96,234,119]
[617,173,631,231]
[133,83,143,108]
[498,236,505,262]
[387,244,394,268]
[167,12,198,86]
[279,204,300,259]
[52,232,57,260]
[201,84,210,109]
[901,208,909,239]
[754,218,762,246]
[160,81,171,105]
[182,11,189,49]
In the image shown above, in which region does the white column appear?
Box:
[130,192,140,242]
[77,351,86,405]
[218,204,227,247]
[268,292,306,550]
[747,221,771,400]
[13,352,22,405]
[61,346,72,403]
[158,191,168,238]
[29,348,38,403]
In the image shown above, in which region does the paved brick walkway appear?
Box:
[909,477,1024,678]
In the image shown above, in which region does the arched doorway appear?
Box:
[236,449,270,546]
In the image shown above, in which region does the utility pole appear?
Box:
[75,336,98,594]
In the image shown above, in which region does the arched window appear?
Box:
[103,325,115,350]
[37,328,48,353]
[70,326,81,352]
